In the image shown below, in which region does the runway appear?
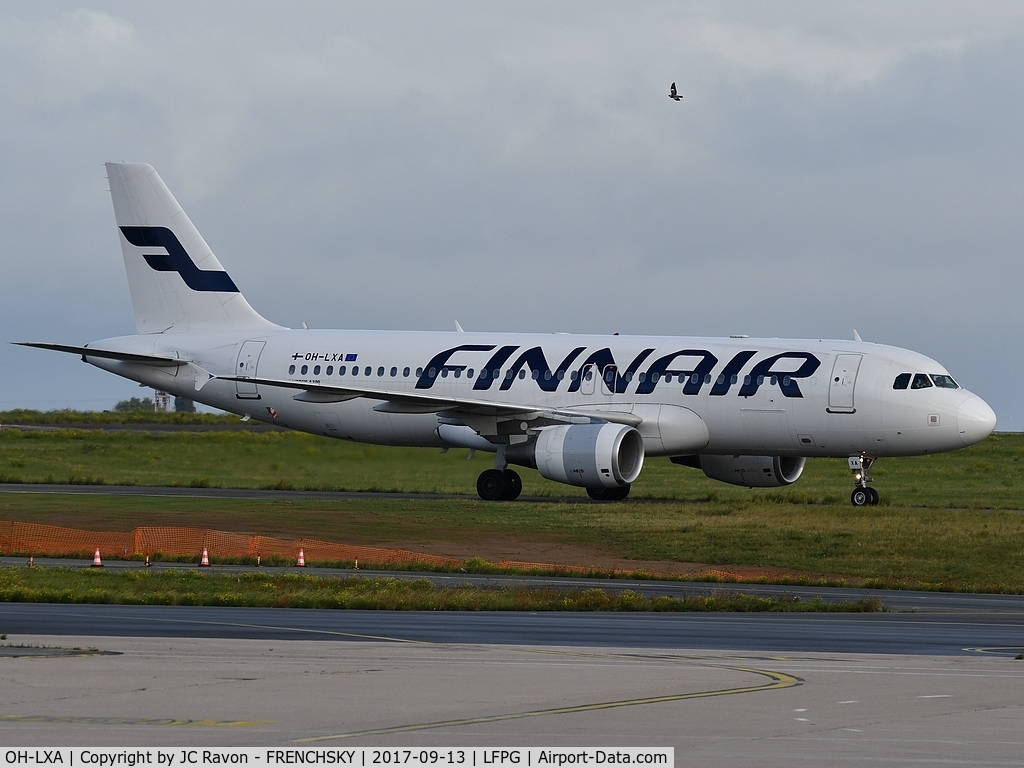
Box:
[2,581,1024,760]
[3,514,1024,760]
[3,592,1024,655]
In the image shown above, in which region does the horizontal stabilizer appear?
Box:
[13,342,185,366]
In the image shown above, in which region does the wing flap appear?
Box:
[217,375,643,426]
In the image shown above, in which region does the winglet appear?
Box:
[455,321,465,333]
[853,329,863,343]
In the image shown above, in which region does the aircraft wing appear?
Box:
[217,375,642,429]
[13,342,187,366]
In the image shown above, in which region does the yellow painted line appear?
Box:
[0,714,269,727]
[295,665,800,742]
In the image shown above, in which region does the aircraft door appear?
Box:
[580,364,597,395]
[235,340,266,399]
[601,365,617,395]
[828,354,862,413]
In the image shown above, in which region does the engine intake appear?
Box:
[671,454,806,488]
[506,423,645,488]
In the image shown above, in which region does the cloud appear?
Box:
[0,2,1021,426]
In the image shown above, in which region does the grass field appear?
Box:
[0,428,1022,592]
[0,568,881,612]
[1,427,1022,508]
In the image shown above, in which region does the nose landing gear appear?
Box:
[849,454,879,506]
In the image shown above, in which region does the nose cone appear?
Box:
[958,395,997,446]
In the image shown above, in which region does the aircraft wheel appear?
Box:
[587,484,630,501]
[477,469,509,501]
[503,469,522,501]
[867,487,880,506]
[851,488,870,507]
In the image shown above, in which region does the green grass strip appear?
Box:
[0,568,881,612]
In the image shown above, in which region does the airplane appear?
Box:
[17,163,997,505]
[669,82,682,101]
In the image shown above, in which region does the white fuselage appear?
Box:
[84,328,995,459]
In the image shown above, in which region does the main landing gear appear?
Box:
[476,468,522,501]
[848,454,880,507]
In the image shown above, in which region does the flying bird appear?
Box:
[668,82,682,101]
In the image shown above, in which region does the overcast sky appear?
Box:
[1,2,1021,427]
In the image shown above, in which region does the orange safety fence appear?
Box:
[0,520,457,567]
[0,520,752,580]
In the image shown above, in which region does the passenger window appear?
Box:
[288,365,295,375]
[454,369,461,378]
[377,367,384,377]
[352,366,358,376]
[313,365,321,375]
[390,367,397,377]
[930,374,959,389]
[441,369,448,378]
[339,366,346,376]
[519,370,526,380]
[416,367,423,377]
[468,368,475,378]
[911,373,933,389]
[403,367,410,377]
[893,373,911,390]
[326,366,333,376]
[364,366,372,376]
[664,374,673,383]
[300,365,308,375]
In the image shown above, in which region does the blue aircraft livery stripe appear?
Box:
[119,226,239,293]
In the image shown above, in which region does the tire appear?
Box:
[477,469,509,501]
[851,487,870,507]
[503,469,522,501]
[587,484,630,501]
[867,487,880,506]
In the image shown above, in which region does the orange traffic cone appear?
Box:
[91,548,103,567]
[200,547,210,566]
[297,548,306,567]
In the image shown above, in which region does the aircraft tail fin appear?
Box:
[105,162,280,334]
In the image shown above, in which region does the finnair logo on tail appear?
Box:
[120,226,239,293]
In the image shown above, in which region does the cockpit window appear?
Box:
[911,373,933,389]
[930,374,959,389]
[893,373,911,390]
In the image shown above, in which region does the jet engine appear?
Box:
[671,454,806,488]
[505,423,645,488]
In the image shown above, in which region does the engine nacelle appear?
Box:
[673,454,806,488]
[505,423,645,488]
